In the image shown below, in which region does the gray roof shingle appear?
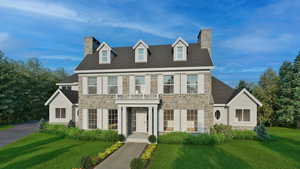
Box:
[60,74,78,83]
[75,43,213,71]
[60,89,78,104]
[211,76,236,104]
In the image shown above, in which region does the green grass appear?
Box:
[0,132,113,169]
[149,127,300,169]
[0,124,13,131]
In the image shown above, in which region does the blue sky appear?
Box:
[0,0,299,86]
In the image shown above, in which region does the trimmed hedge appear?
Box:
[41,123,119,142]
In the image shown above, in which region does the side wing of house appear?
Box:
[212,77,262,130]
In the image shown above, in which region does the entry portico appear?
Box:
[115,94,159,137]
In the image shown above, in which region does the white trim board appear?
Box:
[75,66,214,74]
[44,89,73,106]
[227,88,262,107]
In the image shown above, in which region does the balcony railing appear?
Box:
[115,94,160,100]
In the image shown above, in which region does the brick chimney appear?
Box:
[84,37,100,57]
[197,29,212,56]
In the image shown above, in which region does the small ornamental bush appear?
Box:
[118,134,126,142]
[211,124,232,137]
[80,156,93,169]
[41,124,119,142]
[148,135,157,143]
[39,118,46,130]
[255,124,271,141]
[68,120,76,128]
[130,158,145,169]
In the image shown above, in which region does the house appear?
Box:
[45,29,262,139]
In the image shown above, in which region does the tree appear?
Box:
[252,68,280,125]
[235,80,254,92]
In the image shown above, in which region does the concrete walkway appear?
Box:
[0,121,39,147]
[95,143,147,169]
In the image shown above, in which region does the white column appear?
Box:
[198,74,205,94]
[102,109,108,129]
[122,106,128,136]
[82,109,88,129]
[97,77,102,94]
[148,106,153,135]
[82,77,88,95]
[117,106,122,134]
[118,76,123,95]
[158,109,164,132]
[153,105,158,136]
[174,74,180,94]
[97,109,102,129]
[181,109,187,131]
[174,109,181,131]
[198,109,204,133]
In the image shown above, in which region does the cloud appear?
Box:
[38,55,82,61]
[0,32,10,43]
[0,0,85,22]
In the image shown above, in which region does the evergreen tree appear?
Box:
[236,80,254,92]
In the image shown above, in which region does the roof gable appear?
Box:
[44,89,78,106]
[227,88,262,106]
[172,37,189,47]
[133,40,149,49]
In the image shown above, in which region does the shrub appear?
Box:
[98,141,124,160]
[255,124,270,141]
[41,124,119,142]
[80,156,93,169]
[211,124,232,137]
[130,158,145,169]
[91,156,101,166]
[39,118,46,130]
[158,132,189,144]
[118,134,125,142]
[183,133,226,145]
[148,135,157,143]
[68,120,76,128]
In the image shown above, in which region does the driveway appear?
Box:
[0,121,39,147]
[95,143,147,169]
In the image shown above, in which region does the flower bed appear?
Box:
[41,123,119,142]
[80,141,124,169]
[130,144,157,169]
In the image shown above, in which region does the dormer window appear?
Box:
[97,42,112,64]
[133,40,149,63]
[172,37,188,61]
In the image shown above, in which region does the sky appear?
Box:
[0,0,299,86]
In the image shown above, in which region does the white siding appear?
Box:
[102,109,109,129]
[174,109,181,131]
[198,74,204,94]
[181,74,187,94]
[97,109,102,129]
[82,77,88,95]
[129,76,135,94]
[213,107,228,125]
[97,77,102,94]
[118,76,123,95]
[197,109,204,133]
[174,74,180,94]
[102,76,108,94]
[158,109,164,132]
[157,75,163,94]
[49,92,73,125]
[180,110,187,131]
[82,109,88,129]
[145,75,151,94]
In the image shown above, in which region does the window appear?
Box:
[100,50,109,63]
[163,75,174,94]
[87,77,97,94]
[215,110,221,120]
[187,74,198,93]
[236,109,250,122]
[88,109,97,129]
[108,76,118,94]
[108,109,118,130]
[137,48,145,61]
[55,108,66,118]
[135,76,145,94]
[164,110,174,131]
[187,110,198,132]
[176,46,184,60]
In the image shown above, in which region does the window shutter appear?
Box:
[82,109,88,129]
[174,109,181,131]
[181,74,187,94]
[97,109,102,129]
[157,75,163,94]
[197,109,204,133]
[118,76,123,95]
[145,75,151,94]
[198,74,204,94]
[102,76,108,94]
[102,109,108,129]
[82,77,88,95]
[129,76,135,94]
[97,77,102,94]
[158,109,164,132]
[174,74,180,94]
[181,110,187,131]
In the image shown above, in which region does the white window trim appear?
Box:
[97,42,112,64]
[163,75,174,94]
[187,74,198,94]
[235,108,251,122]
[133,40,149,63]
[135,47,147,63]
[87,76,97,95]
[135,76,146,94]
[107,76,118,94]
[172,37,188,61]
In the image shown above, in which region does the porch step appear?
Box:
[126,133,149,143]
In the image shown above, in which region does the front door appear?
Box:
[135,108,147,133]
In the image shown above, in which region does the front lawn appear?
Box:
[149,127,300,169]
[0,124,13,131]
[0,132,113,169]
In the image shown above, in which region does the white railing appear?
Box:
[115,94,160,100]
